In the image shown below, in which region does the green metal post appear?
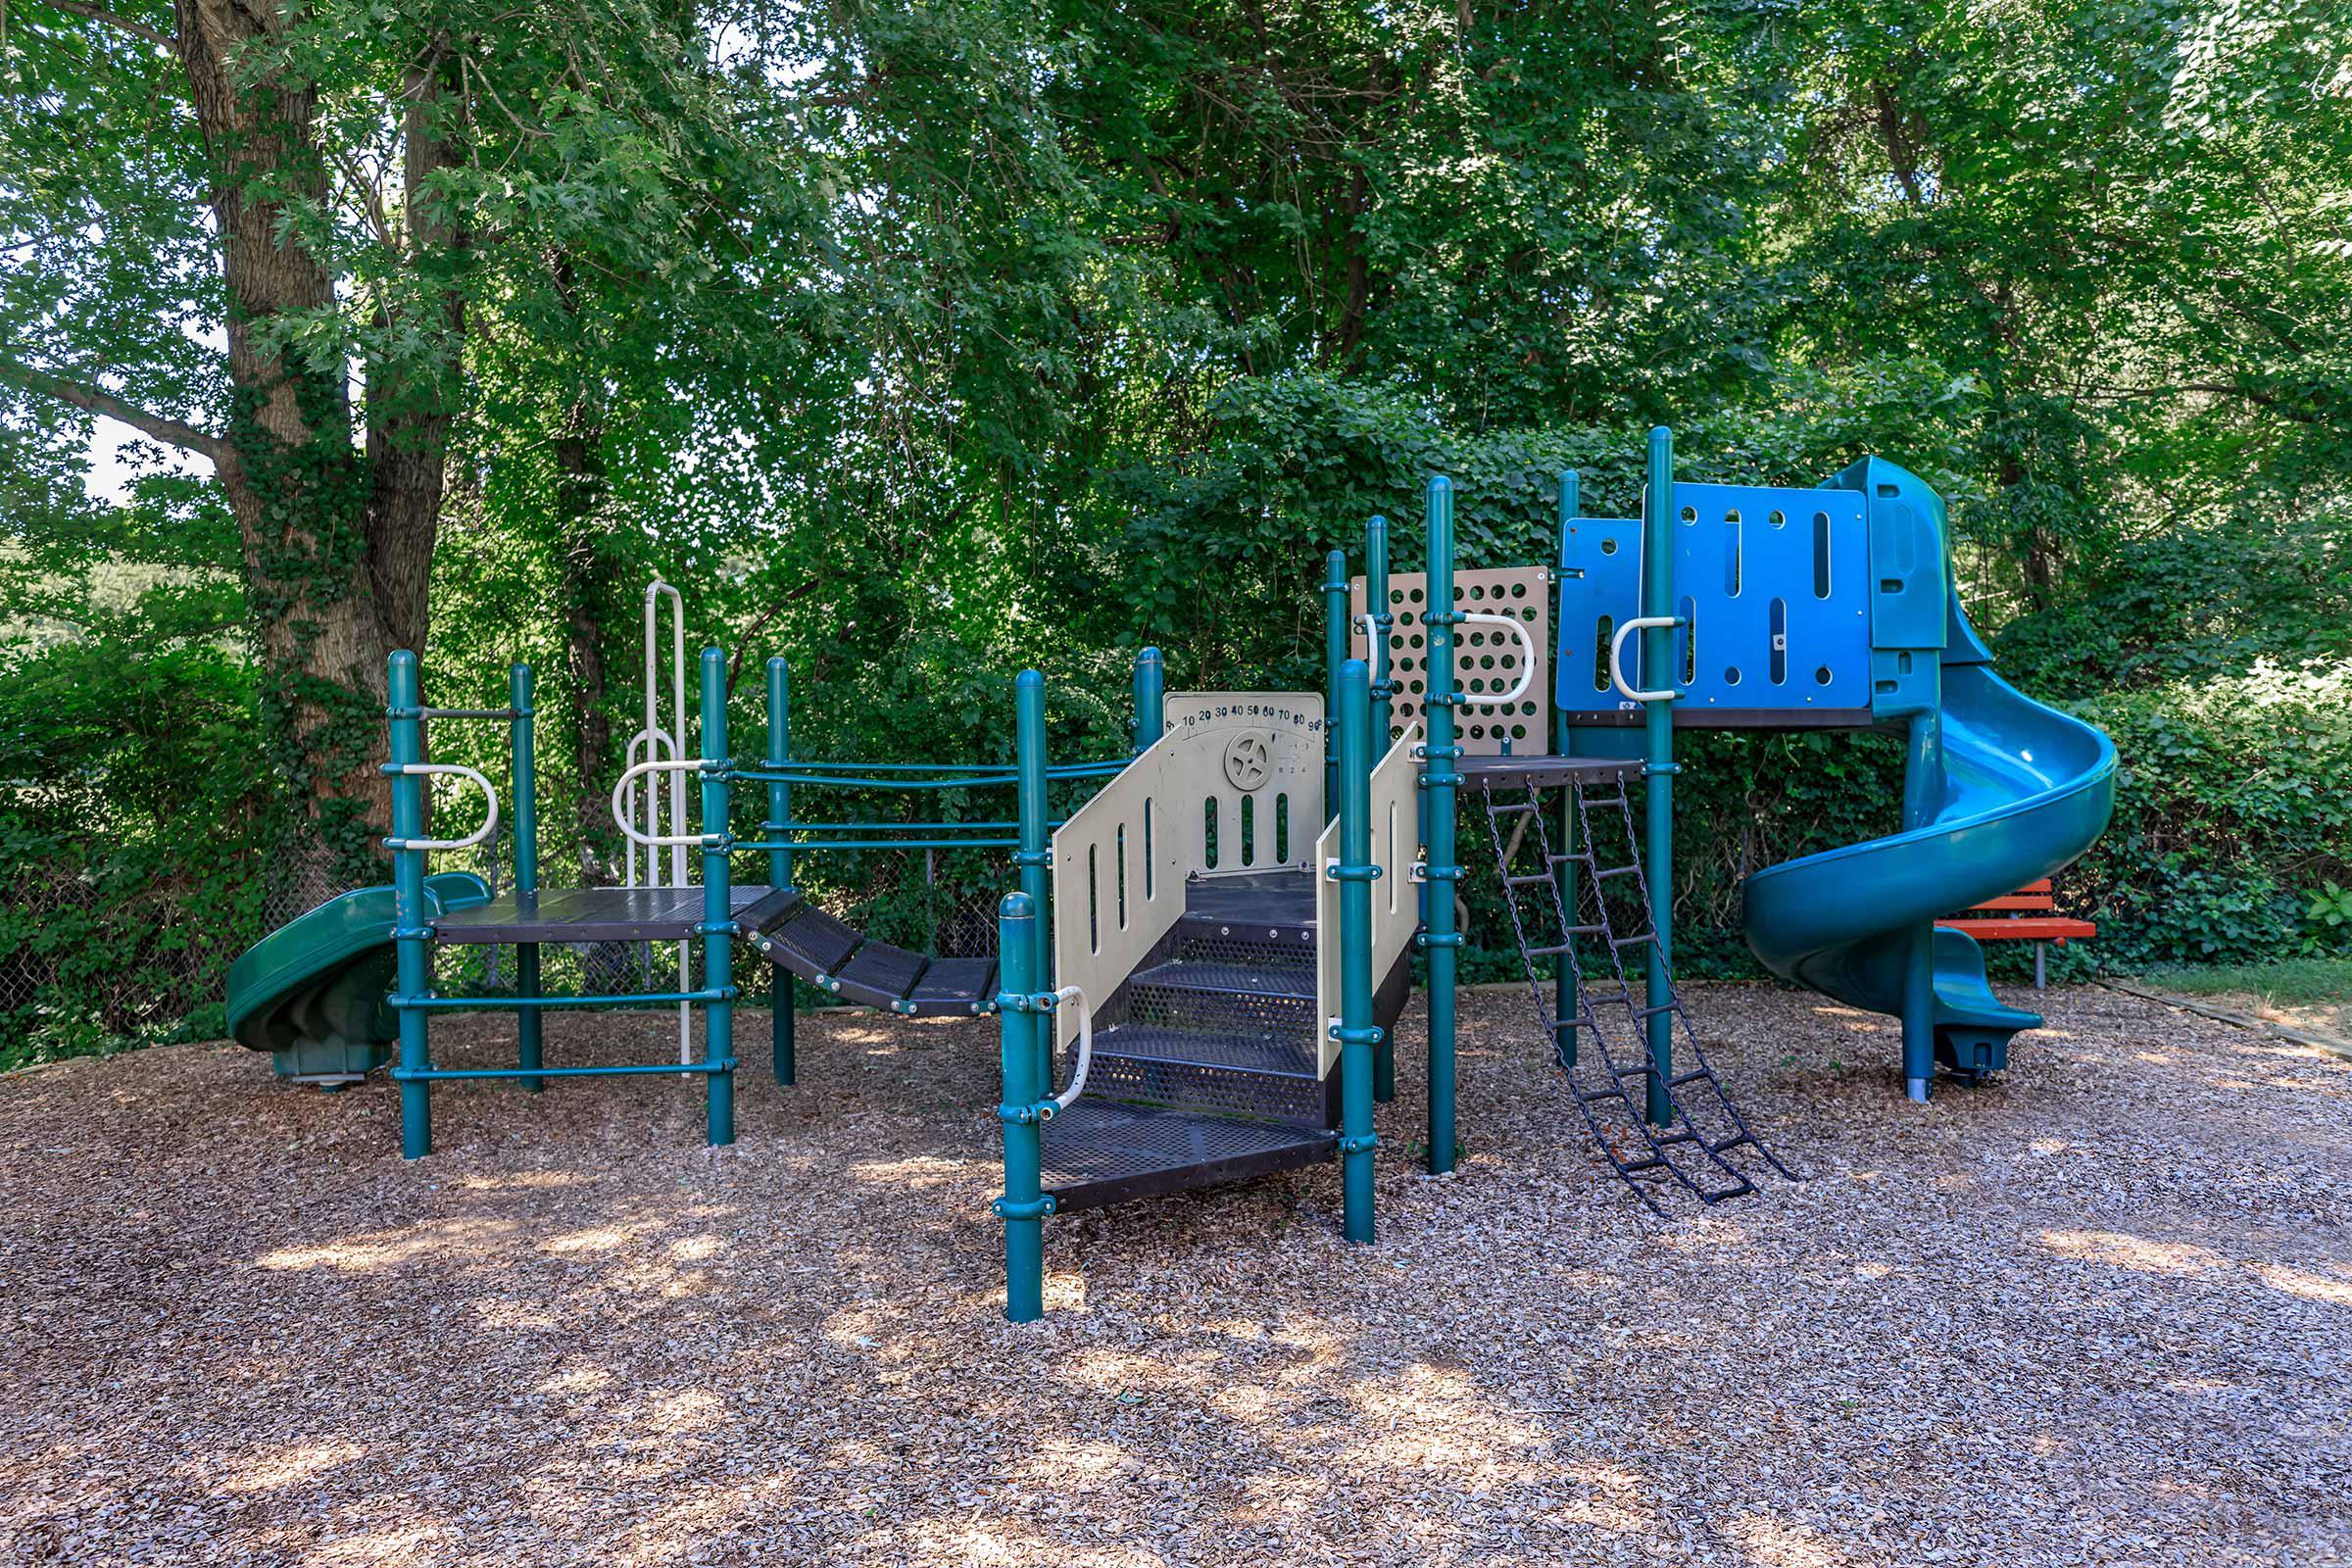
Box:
[1366,514,1394,747]
[1423,476,1461,1175]
[1364,515,1396,1103]
[1131,646,1164,752]
[1335,658,1378,1244]
[511,663,543,1093]
[1642,428,1678,1128]
[1322,548,1348,819]
[765,657,795,1087]
[1014,670,1052,1085]
[388,651,432,1158]
[994,891,1049,1321]
[1551,472,1580,1070]
[699,647,737,1147]
[1900,712,1944,1102]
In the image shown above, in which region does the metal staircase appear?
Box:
[1479,774,1791,1213]
[1036,869,1407,1210]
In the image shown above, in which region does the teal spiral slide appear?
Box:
[1741,596,2117,1095]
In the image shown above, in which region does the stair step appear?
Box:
[1040,1100,1335,1212]
[1128,957,1314,1002]
[1173,927,1319,968]
[1092,1022,1317,1078]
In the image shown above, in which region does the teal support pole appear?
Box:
[1550,472,1579,1070]
[1642,428,1678,1128]
[388,651,432,1158]
[1014,670,1052,1085]
[1900,711,1944,1101]
[1322,548,1348,819]
[1334,658,1378,1244]
[1365,514,1394,747]
[510,663,543,1093]
[765,657,795,1088]
[994,891,1049,1321]
[698,648,737,1147]
[1364,515,1397,1103]
[1422,476,1460,1174]
[1131,646,1164,752]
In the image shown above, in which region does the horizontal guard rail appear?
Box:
[383,762,500,852]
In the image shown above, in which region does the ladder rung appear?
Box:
[1523,943,1577,958]
[1502,873,1554,888]
[1608,931,1658,950]
[1488,801,1537,816]
[1592,864,1640,880]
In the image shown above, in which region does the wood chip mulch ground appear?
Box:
[2,984,2346,1567]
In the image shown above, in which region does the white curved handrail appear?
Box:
[389,762,501,852]
[1457,610,1540,708]
[611,758,715,848]
[1044,984,1093,1116]
[1609,614,1683,704]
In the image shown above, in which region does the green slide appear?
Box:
[223,872,492,1081]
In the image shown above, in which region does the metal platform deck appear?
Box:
[1457,753,1642,791]
[1039,1100,1335,1211]
[429,884,795,944]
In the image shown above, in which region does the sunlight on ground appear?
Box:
[1733,1514,1865,1567]
[2041,1230,2220,1276]
[253,1215,517,1272]
[216,1439,368,1494]
[845,1153,972,1192]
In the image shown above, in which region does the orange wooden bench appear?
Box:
[1936,878,2095,989]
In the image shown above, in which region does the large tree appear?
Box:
[0,0,799,899]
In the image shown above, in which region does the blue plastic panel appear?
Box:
[1554,484,1872,718]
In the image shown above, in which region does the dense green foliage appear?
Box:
[3,0,2347,1061]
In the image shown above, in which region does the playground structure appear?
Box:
[224,428,2117,1320]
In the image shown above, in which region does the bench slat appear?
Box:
[1968,893,2057,912]
[1937,917,2097,942]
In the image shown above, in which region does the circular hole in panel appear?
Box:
[1680,506,1697,523]
[1725,665,1741,686]
[1469,723,1487,740]
[1510,581,1528,599]
[1409,679,1426,693]
[1480,654,1496,670]
[1409,586,1426,603]
[1509,724,1527,740]
[1390,588,1405,606]
[1600,537,1619,556]
[1469,583,1488,601]
[1814,665,1833,686]
[1768,510,1787,528]
[1409,634,1424,649]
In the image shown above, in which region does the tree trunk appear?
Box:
[171,2,462,907]
[558,407,621,886]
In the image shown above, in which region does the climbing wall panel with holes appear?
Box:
[1349,567,1550,754]
[1554,485,1872,723]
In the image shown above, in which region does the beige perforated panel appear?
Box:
[1350,565,1549,753]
